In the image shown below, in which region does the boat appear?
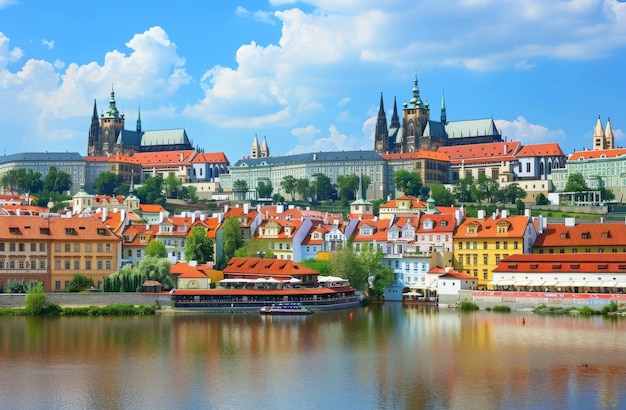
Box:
[259,303,313,315]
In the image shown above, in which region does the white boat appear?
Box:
[259,303,313,315]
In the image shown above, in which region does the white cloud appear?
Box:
[286,124,369,154]
[41,39,55,49]
[495,116,565,144]
[0,0,17,9]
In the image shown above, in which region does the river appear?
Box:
[0,303,624,409]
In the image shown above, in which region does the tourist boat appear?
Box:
[259,303,313,315]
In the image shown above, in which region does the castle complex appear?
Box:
[87,87,194,156]
[374,75,502,154]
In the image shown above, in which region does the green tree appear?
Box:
[430,184,456,206]
[299,258,331,276]
[330,243,365,291]
[296,178,313,201]
[600,187,615,202]
[24,284,47,315]
[234,238,275,259]
[337,174,359,201]
[563,172,589,193]
[94,171,123,195]
[393,169,423,197]
[359,244,393,298]
[312,173,335,201]
[280,175,297,200]
[452,176,473,202]
[135,256,174,290]
[43,167,72,194]
[501,183,527,204]
[257,180,273,199]
[535,192,550,205]
[233,179,249,201]
[471,174,500,203]
[222,216,244,266]
[1,168,43,194]
[145,240,167,258]
[185,226,214,263]
[66,274,95,292]
[136,176,165,205]
[164,174,182,199]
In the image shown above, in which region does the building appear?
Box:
[87,87,194,156]
[374,74,502,154]
[382,150,450,191]
[0,152,86,194]
[453,209,537,289]
[223,149,388,201]
[438,141,520,184]
[533,217,626,254]
[593,116,615,151]
[0,215,121,292]
[84,155,142,188]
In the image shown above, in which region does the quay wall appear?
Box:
[454,290,626,310]
[0,293,171,308]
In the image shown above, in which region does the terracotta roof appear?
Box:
[192,152,230,164]
[381,150,449,161]
[428,266,474,279]
[437,141,521,165]
[516,143,565,157]
[132,150,197,166]
[455,214,530,239]
[416,213,457,233]
[140,204,167,213]
[224,257,318,277]
[494,253,626,274]
[0,215,121,240]
[568,148,626,161]
[534,222,626,247]
[351,219,391,242]
[170,262,209,278]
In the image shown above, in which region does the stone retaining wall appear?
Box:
[0,293,171,308]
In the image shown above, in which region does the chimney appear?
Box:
[477,210,485,220]
[102,207,108,223]
[564,217,575,227]
[504,144,508,155]
[224,204,229,213]
[244,203,249,214]
[501,209,508,219]
[524,209,530,217]
[277,204,284,214]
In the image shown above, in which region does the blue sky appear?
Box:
[1,0,625,163]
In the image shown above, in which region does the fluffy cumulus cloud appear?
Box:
[286,124,369,154]
[495,116,565,144]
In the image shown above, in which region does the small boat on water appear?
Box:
[259,303,313,316]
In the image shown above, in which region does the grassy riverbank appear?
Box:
[0,303,158,316]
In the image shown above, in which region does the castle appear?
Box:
[87,87,194,156]
[374,74,502,154]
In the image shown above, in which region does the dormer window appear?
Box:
[65,228,76,235]
[9,227,20,234]
[97,228,107,235]
[581,232,590,239]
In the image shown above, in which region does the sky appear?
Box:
[0,0,625,164]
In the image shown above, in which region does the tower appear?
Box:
[374,93,389,154]
[260,136,270,158]
[136,104,142,134]
[402,73,430,152]
[593,116,607,150]
[251,134,260,158]
[91,86,125,156]
[440,91,447,125]
[605,117,614,150]
[87,100,100,156]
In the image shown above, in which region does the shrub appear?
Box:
[577,305,598,315]
[457,300,479,311]
[601,301,619,314]
[41,303,63,315]
[492,305,511,313]
[66,274,95,293]
[24,285,47,315]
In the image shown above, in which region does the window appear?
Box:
[85,261,91,270]
[495,255,500,264]
[19,243,25,252]
[19,261,24,269]
[9,243,15,252]
[483,242,487,250]
[136,250,141,257]
[106,261,111,270]
[0,243,4,251]
[40,243,45,252]
[514,241,518,250]
[55,244,61,252]
[483,270,488,280]
[74,261,80,270]
[74,243,80,252]
[65,261,70,270]
[55,261,61,270]
[40,261,46,270]
[503,242,508,250]
[30,260,36,270]
[30,243,36,252]
[0,261,3,269]
[495,242,500,250]
[55,281,61,291]
[105,244,111,252]
[483,254,488,264]
[65,244,70,252]
[472,242,477,250]
[97,261,103,270]
[9,261,15,269]
[97,244,103,252]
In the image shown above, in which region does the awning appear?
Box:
[528,280,545,287]
[556,281,572,287]
[615,282,626,288]
[570,281,588,287]
[513,280,531,287]
[600,281,617,288]
[497,280,515,286]
[403,291,422,297]
[543,280,558,287]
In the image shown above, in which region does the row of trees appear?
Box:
[1,167,73,210]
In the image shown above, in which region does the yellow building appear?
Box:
[453,210,536,289]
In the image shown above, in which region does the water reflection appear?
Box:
[0,305,624,409]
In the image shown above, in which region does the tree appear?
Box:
[257,180,273,199]
[471,174,499,203]
[136,176,165,205]
[501,183,527,204]
[600,187,615,202]
[452,176,473,203]
[563,172,589,193]
[1,168,43,194]
[296,178,313,201]
[535,193,550,205]
[330,243,365,291]
[337,174,359,201]
[280,175,297,200]
[135,256,174,290]
[66,274,95,292]
[359,244,393,298]
[43,167,72,194]
[185,226,214,263]
[146,240,167,258]
[430,184,456,207]
[299,258,331,276]
[222,216,244,267]
[179,185,199,203]
[165,174,182,199]
[24,284,47,315]
[313,173,335,201]
[393,170,423,197]
[94,171,123,195]
[234,238,275,259]
[233,179,249,201]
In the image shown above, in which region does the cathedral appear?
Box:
[87,87,194,156]
[374,74,502,154]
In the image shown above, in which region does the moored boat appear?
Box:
[259,302,313,315]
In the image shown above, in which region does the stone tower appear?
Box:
[374,93,389,154]
[593,116,614,150]
[88,86,125,156]
[402,73,430,153]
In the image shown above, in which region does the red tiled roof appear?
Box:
[224,257,318,277]
[568,148,626,161]
[437,141,521,164]
[140,204,167,213]
[455,214,530,239]
[534,222,626,247]
[132,150,197,166]
[170,262,209,278]
[381,149,449,161]
[192,152,230,164]
[516,142,565,157]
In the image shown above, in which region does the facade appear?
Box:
[84,155,143,188]
[533,217,626,254]
[190,152,230,183]
[453,209,537,289]
[438,141,520,184]
[378,194,427,220]
[0,152,86,194]
[374,75,502,154]
[593,116,614,151]
[382,150,450,192]
[223,149,388,201]
[134,150,197,183]
[0,215,121,292]
[87,88,193,157]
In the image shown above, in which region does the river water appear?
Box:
[0,303,624,410]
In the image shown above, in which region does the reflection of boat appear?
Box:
[259,303,313,315]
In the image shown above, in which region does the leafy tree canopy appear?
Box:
[145,240,167,258]
[94,171,123,196]
[185,226,214,263]
[393,170,423,197]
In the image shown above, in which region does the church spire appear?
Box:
[593,115,605,150]
[605,117,614,150]
[261,136,270,157]
[441,91,447,125]
[374,92,389,154]
[88,99,100,156]
[136,104,142,133]
[390,96,400,129]
[251,134,260,158]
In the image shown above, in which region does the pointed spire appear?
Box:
[136,104,142,133]
[251,134,260,158]
[378,92,385,115]
[390,96,400,129]
[105,85,120,118]
[441,91,447,125]
[92,99,98,119]
[374,92,389,154]
[605,117,614,149]
[593,115,605,150]
[261,136,270,157]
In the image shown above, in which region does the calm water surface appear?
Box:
[0,304,624,410]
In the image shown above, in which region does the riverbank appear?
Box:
[0,292,170,308]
